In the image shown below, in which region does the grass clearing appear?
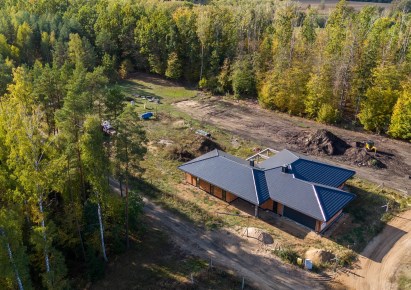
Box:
[333,178,411,252]
[120,73,411,272]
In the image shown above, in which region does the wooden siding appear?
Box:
[185,173,194,185]
[226,191,237,202]
[260,199,274,210]
[277,203,284,215]
[199,180,211,193]
[184,173,238,203]
[213,187,223,199]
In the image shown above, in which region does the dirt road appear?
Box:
[143,198,324,290]
[109,178,325,290]
[334,209,411,290]
[175,98,411,193]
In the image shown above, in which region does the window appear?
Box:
[196,177,200,187]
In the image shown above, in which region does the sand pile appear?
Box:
[305,249,335,266]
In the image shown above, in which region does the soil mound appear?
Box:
[166,135,224,162]
[305,249,335,266]
[299,129,350,155]
[243,227,274,244]
[195,136,223,154]
[343,147,386,168]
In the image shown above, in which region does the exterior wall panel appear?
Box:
[213,187,223,199]
[260,199,274,210]
[277,203,284,215]
[185,173,194,185]
[199,179,211,193]
[226,192,237,203]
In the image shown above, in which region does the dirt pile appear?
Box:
[343,148,386,168]
[166,135,224,162]
[305,249,335,266]
[295,129,350,155]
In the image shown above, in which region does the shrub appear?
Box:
[273,247,299,265]
[316,103,340,124]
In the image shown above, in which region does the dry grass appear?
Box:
[123,74,410,271]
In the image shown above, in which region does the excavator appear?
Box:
[365,140,377,153]
[355,140,377,154]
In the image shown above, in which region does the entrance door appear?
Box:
[222,190,226,201]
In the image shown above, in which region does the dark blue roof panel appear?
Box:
[179,149,356,222]
[253,169,270,204]
[315,185,355,220]
[291,159,355,187]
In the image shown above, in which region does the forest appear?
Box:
[0,0,410,289]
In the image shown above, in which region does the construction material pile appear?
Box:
[165,135,224,162]
[294,129,350,155]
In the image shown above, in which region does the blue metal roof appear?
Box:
[314,185,355,221]
[179,149,356,222]
[260,149,355,187]
[253,169,270,204]
[291,159,355,187]
[178,150,269,205]
[265,168,325,220]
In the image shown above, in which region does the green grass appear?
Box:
[121,73,411,270]
[334,178,411,252]
[398,272,411,290]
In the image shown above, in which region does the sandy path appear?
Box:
[108,178,325,290]
[174,98,411,193]
[143,197,325,290]
[335,209,411,290]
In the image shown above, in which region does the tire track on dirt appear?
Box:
[175,99,411,193]
[143,197,324,290]
[335,210,411,290]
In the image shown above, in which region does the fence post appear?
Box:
[241,277,245,290]
[191,273,194,284]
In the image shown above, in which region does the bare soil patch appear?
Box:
[166,135,224,162]
[332,209,411,290]
[175,97,411,193]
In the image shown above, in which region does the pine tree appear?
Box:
[114,106,146,249]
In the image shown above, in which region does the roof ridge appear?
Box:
[251,170,259,204]
[283,149,300,159]
[178,149,219,167]
[296,158,356,174]
[312,185,327,221]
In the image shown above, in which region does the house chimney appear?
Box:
[281,164,288,173]
[250,160,255,167]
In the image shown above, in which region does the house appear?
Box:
[178,149,356,233]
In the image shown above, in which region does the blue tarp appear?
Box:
[140,112,153,120]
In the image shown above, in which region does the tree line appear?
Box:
[0,0,410,138]
[0,0,410,288]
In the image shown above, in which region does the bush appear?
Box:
[316,103,340,124]
[273,247,299,265]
